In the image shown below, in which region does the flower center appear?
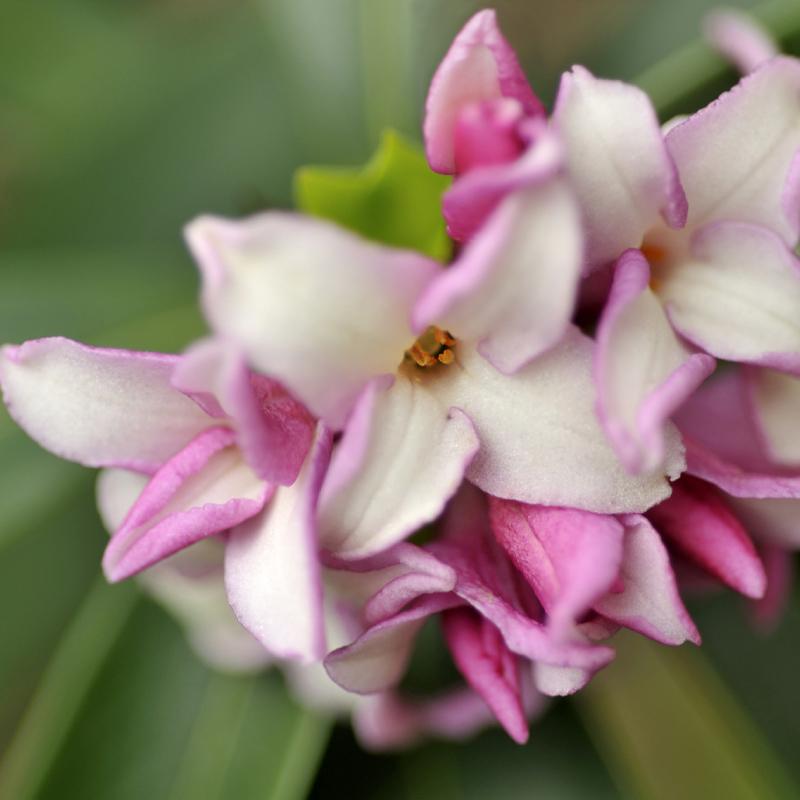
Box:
[404,326,457,368]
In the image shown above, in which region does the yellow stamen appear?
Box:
[404,326,457,369]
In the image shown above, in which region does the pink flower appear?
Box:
[324,484,700,743]
[0,336,338,662]
[187,209,683,570]
[425,9,800,478]
[672,366,800,625]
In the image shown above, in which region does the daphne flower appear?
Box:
[187,209,683,566]
[672,366,800,624]
[325,483,700,742]
[0,336,346,662]
[425,9,800,477]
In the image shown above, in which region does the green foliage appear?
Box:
[295,130,452,261]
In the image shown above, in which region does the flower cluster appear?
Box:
[2,9,800,747]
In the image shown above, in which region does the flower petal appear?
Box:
[552,66,686,271]
[704,9,777,75]
[429,535,615,671]
[415,176,582,373]
[442,123,562,242]
[173,338,315,485]
[659,222,800,372]
[746,367,800,467]
[488,497,624,637]
[594,514,700,644]
[354,688,504,750]
[675,369,775,472]
[140,548,272,673]
[685,437,800,499]
[187,212,441,428]
[666,57,800,241]
[102,427,269,582]
[0,338,213,472]
[442,607,529,744]
[96,468,149,532]
[727,496,800,548]
[647,477,766,598]
[224,424,332,662]
[434,331,685,513]
[750,543,794,630]
[424,9,544,173]
[318,374,479,559]
[324,594,462,694]
[595,250,715,473]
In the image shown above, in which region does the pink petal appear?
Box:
[431,333,685,514]
[224,424,332,662]
[0,338,213,473]
[429,533,615,672]
[488,497,624,637]
[659,222,800,373]
[453,97,527,174]
[324,594,463,694]
[647,476,766,598]
[552,66,686,272]
[442,121,562,242]
[358,544,458,625]
[173,338,315,485]
[594,249,715,473]
[684,437,800,499]
[102,427,269,582]
[675,369,776,473]
[186,212,441,429]
[442,607,528,743]
[666,57,800,242]
[704,9,777,74]
[594,514,700,645]
[318,373,479,559]
[415,174,582,374]
[354,688,505,750]
[750,542,794,631]
[424,9,544,174]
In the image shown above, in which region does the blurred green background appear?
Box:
[0,1,798,798]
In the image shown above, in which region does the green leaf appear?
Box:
[576,633,799,800]
[294,129,452,260]
[29,599,331,800]
[0,579,139,800]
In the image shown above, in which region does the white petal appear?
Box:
[595,250,714,473]
[414,177,582,373]
[553,66,686,271]
[658,222,800,371]
[187,212,441,428]
[666,57,800,241]
[433,331,685,513]
[96,468,149,533]
[224,425,332,662]
[0,338,212,472]
[318,374,479,558]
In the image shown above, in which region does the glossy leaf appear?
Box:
[294,130,452,260]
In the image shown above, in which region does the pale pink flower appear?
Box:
[0,336,340,662]
[425,9,800,479]
[324,484,701,743]
[186,208,683,571]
